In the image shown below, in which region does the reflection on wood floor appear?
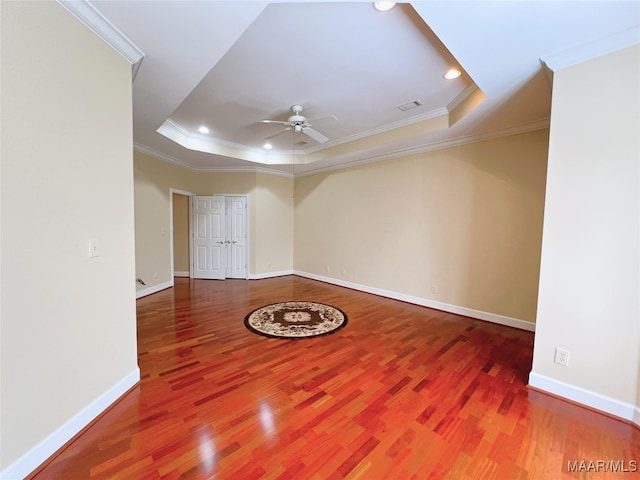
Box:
[29,276,639,479]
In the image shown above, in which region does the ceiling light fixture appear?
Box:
[444,68,462,80]
[373,1,396,12]
[263,142,272,150]
[198,126,210,134]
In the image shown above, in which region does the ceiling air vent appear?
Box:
[397,100,423,112]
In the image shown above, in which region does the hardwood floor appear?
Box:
[29,276,639,479]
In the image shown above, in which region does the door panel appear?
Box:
[226,196,248,279]
[192,196,225,279]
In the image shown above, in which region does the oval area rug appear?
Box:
[244,301,347,339]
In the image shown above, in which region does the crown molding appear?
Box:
[541,25,639,72]
[304,106,449,155]
[57,0,144,76]
[160,119,263,153]
[159,119,310,157]
[134,143,193,169]
[133,143,293,178]
[297,118,550,177]
[157,120,293,165]
[446,84,480,113]
[137,118,549,179]
[197,166,294,178]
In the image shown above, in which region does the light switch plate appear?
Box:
[89,238,99,258]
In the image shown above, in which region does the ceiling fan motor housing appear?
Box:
[288,114,306,125]
[288,104,307,125]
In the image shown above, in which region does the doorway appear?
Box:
[172,193,191,277]
[190,194,248,280]
[170,188,195,279]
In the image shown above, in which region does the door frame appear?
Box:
[169,188,195,281]
[188,193,250,280]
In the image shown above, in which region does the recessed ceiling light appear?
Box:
[373,1,396,12]
[198,126,209,134]
[444,68,462,80]
[263,143,272,150]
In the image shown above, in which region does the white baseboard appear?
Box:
[1,369,140,480]
[529,372,640,426]
[136,279,173,299]
[248,269,294,280]
[173,271,190,278]
[293,270,536,332]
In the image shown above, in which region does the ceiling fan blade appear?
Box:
[308,114,339,124]
[265,127,291,140]
[302,126,329,144]
[261,120,289,125]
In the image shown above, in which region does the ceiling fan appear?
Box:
[261,104,336,144]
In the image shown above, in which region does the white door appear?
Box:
[191,196,225,279]
[225,196,248,279]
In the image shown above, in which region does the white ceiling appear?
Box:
[86,0,639,176]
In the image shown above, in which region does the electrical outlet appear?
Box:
[554,348,570,367]
[431,284,438,294]
[325,265,330,273]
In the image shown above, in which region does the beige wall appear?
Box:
[255,173,294,274]
[1,1,138,473]
[295,130,548,324]
[532,45,640,410]
[172,194,190,273]
[134,152,196,289]
[134,153,295,288]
